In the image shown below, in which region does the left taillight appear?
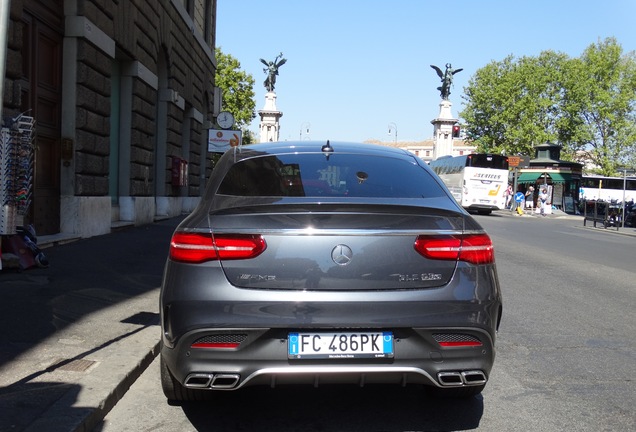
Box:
[414,233,494,265]
[169,232,266,263]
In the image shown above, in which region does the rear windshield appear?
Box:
[217,153,447,199]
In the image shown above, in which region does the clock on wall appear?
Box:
[217,111,234,129]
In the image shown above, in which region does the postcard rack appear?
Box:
[0,115,35,235]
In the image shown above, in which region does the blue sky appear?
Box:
[216,0,636,143]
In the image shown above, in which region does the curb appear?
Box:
[22,328,160,432]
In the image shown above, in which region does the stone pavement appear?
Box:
[0,215,184,432]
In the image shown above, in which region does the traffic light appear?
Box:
[452,125,460,138]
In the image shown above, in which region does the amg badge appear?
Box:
[398,273,442,282]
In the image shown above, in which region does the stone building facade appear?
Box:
[365,139,477,164]
[2,0,217,238]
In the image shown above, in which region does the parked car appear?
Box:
[159,141,503,401]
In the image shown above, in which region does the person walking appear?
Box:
[505,184,513,209]
[539,188,548,216]
[525,186,535,210]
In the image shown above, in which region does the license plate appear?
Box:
[288,332,394,359]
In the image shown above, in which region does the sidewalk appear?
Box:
[495,207,636,237]
[0,215,185,432]
[498,205,578,218]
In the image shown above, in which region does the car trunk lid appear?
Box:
[208,203,467,291]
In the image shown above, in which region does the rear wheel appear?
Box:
[160,351,211,402]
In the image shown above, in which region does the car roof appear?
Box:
[229,140,414,160]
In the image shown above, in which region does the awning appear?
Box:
[517,172,573,183]
[517,172,542,183]
[547,172,572,183]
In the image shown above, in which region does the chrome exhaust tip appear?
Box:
[437,371,464,386]
[184,373,213,388]
[438,370,487,387]
[461,370,487,386]
[211,373,241,389]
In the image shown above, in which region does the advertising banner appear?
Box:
[208,129,242,152]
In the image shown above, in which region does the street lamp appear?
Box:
[388,122,397,143]
[300,122,311,140]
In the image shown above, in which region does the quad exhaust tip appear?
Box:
[184,373,240,389]
[184,370,484,390]
[438,370,487,387]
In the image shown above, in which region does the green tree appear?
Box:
[241,129,256,145]
[460,38,636,175]
[560,38,636,176]
[459,56,516,154]
[214,47,256,135]
[460,51,569,156]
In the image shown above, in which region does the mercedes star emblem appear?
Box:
[331,244,353,266]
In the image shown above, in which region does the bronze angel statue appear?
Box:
[430,63,463,100]
[260,52,287,92]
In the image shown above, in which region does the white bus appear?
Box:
[580,175,636,203]
[429,154,509,214]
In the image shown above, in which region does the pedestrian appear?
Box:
[539,188,548,216]
[505,184,513,209]
[525,186,535,210]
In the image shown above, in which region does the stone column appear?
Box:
[258,91,283,142]
[430,99,458,159]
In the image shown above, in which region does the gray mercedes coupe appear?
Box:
[159,141,502,401]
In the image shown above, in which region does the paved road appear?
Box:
[94,213,636,431]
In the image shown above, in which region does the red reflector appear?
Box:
[438,341,483,347]
[191,342,241,349]
[169,232,266,263]
[414,234,494,265]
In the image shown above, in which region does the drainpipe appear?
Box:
[0,0,10,122]
[0,0,10,264]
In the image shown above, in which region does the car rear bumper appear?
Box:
[161,325,497,391]
[160,261,501,391]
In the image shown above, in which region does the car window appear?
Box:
[217,154,446,199]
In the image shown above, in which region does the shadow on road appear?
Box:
[180,385,483,431]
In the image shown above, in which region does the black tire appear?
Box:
[160,353,211,402]
[428,384,485,399]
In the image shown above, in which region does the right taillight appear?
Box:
[169,232,266,263]
[414,233,494,265]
